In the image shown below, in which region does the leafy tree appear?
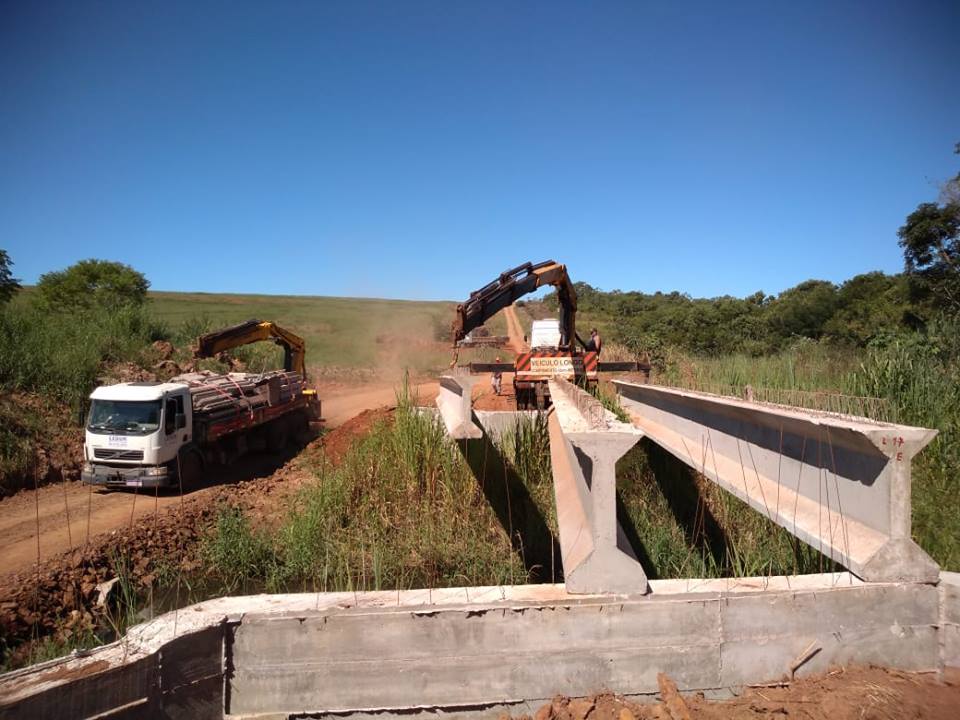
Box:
[824,272,910,345]
[765,280,838,342]
[0,249,20,305]
[898,144,960,312]
[35,259,149,312]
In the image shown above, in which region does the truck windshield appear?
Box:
[87,400,162,435]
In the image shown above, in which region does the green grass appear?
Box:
[492,409,831,580]
[0,300,165,408]
[201,327,960,582]
[149,290,462,376]
[201,388,526,592]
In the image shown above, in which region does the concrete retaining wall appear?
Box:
[3,574,957,719]
[942,571,960,669]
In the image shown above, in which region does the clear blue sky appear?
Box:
[2,1,958,301]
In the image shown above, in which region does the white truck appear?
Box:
[82,370,320,490]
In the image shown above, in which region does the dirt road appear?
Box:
[503,305,529,354]
[0,479,187,578]
[0,378,439,579]
[0,448,301,578]
[318,380,438,427]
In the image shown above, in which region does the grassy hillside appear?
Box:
[149,291,508,376]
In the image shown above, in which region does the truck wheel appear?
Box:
[266,419,286,453]
[535,384,547,411]
[291,410,310,444]
[178,451,202,492]
[515,388,528,410]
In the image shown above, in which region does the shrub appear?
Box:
[0,302,165,408]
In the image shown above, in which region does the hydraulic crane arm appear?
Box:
[196,320,307,379]
[452,260,582,350]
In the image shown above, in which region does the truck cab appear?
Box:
[529,319,561,349]
[82,381,193,488]
[515,318,597,409]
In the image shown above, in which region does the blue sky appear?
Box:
[1,1,957,301]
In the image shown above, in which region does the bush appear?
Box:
[0,302,166,408]
[34,259,149,313]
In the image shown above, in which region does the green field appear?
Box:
[148,291,509,377]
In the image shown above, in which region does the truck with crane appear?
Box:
[452,260,645,409]
[81,320,321,490]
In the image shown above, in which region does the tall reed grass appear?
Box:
[0,302,165,409]
[202,389,527,592]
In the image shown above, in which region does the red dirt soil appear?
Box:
[504,305,530,354]
[520,667,960,720]
[0,391,84,498]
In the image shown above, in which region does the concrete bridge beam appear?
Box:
[436,373,482,439]
[614,381,939,583]
[547,379,647,594]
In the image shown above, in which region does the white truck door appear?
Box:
[161,393,188,459]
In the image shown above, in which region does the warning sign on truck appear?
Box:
[525,356,584,375]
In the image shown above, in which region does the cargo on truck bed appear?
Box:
[82,369,321,491]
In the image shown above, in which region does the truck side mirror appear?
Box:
[175,413,186,430]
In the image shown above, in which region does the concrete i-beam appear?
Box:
[614,380,939,583]
[436,373,482,439]
[547,379,647,594]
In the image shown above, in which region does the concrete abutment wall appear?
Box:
[3,575,959,719]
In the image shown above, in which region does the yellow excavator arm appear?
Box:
[196,320,307,379]
[452,260,582,350]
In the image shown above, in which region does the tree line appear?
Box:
[538,144,959,358]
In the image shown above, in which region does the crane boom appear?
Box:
[452,260,583,350]
[196,320,307,379]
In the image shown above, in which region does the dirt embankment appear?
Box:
[0,409,387,666]
[520,667,960,720]
[0,392,84,499]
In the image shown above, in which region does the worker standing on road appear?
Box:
[587,328,602,355]
[492,356,503,395]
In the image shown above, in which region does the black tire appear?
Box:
[178,451,202,492]
[290,410,311,444]
[266,418,287,453]
[515,387,527,410]
[534,384,547,411]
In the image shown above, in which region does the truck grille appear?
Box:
[93,449,144,461]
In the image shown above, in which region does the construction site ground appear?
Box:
[3,309,958,712]
[0,405,395,667]
[519,666,960,720]
[0,376,438,579]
